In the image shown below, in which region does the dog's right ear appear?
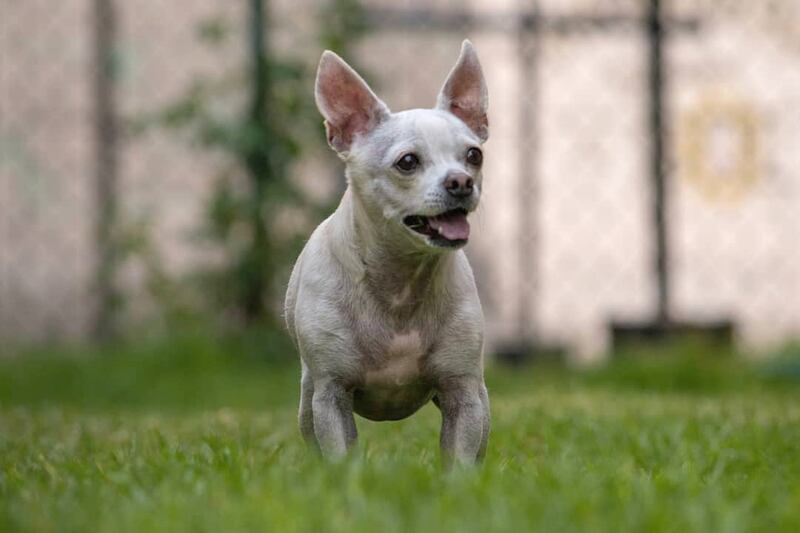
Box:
[315,51,390,154]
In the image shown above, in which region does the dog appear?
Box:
[285,40,490,466]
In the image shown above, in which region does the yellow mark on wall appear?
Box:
[679,93,760,203]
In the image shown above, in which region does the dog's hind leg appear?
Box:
[298,364,318,451]
[312,378,357,460]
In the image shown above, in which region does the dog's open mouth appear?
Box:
[403,208,470,247]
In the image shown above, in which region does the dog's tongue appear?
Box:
[430,211,470,241]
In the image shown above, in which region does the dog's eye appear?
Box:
[395,153,420,174]
[466,147,483,167]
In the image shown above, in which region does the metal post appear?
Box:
[250,0,267,122]
[242,0,270,321]
[92,0,119,341]
[647,0,671,326]
[517,3,540,344]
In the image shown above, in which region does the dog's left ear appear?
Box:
[436,40,489,142]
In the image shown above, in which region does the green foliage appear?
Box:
[131,0,369,329]
[759,342,800,384]
[151,56,314,325]
[1,338,800,532]
[319,0,369,58]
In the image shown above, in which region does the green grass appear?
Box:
[1,333,799,532]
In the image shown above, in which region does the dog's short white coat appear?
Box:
[285,40,490,466]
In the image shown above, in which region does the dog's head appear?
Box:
[315,40,488,250]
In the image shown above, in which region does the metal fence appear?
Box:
[2,0,799,360]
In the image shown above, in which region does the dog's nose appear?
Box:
[444,172,474,198]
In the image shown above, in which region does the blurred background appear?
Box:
[2,0,799,364]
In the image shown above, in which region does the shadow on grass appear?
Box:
[2,329,798,412]
[486,338,800,397]
[0,327,300,412]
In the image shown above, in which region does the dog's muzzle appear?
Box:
[403,208,471,248]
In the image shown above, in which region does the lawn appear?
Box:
[1,333,799,532]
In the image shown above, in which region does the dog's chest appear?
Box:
[354,328,435,421]
[363,329,428,387]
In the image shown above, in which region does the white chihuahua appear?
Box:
[285,40,490,466]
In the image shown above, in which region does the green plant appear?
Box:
[135,0,368,329]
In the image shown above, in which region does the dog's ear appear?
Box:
[436,40,489,142]
[315,51,390,154]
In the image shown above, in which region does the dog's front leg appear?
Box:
[437,376,490,468]
[312,378,357,460]
[298,365,318,451]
